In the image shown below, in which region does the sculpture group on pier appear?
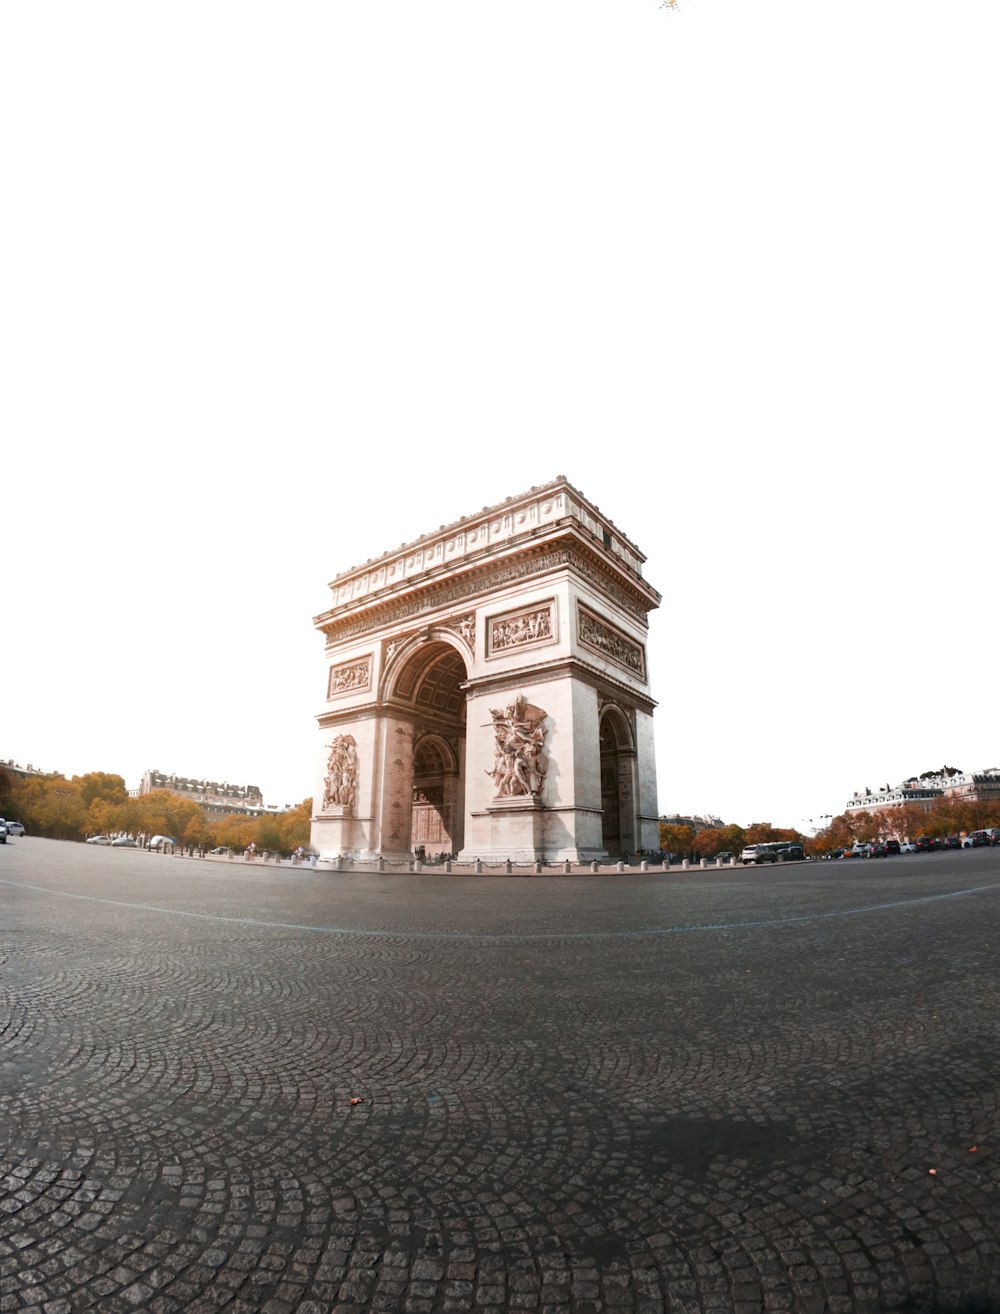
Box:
[487,695,548,798]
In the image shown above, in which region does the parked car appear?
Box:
[147,835,176,851]
[915,835,938,852]
[899,841,917,853]
[943,835,962,850]
[963,830,992,848]
[775,842,805,862]
[111,837,137,847]
[852,843,873,859]
[86,835,113,846]
[5,821,25,837]
[209,846,233,855]
[0,819,7,844]
[884,839,900,855]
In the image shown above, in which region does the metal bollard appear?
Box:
[475,859,483,874]
[563,860,572,875]
[505,859,512,874]
[641,860,649,871]
[591,860,599,873]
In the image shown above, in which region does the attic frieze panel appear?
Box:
[321,544,651,648]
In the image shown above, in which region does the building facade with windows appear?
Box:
[138,769,277,818]
[844,768,1000,819]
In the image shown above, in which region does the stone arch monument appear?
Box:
[310,477,661,863]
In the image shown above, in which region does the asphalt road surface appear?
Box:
[3,838,1000,1314]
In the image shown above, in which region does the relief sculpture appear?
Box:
[490,605,553,652]
[327,657,371,697]
[578,608,645,678]
[487,694,547,798]
[322,734,359,810]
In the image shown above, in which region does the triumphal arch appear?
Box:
[310,477,661,863]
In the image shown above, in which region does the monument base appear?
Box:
[457,796,609,864]
[312,807,364,861]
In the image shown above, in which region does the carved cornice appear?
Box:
[319,539,654,647]
[324,476,650,592]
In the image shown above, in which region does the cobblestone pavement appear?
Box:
[3,839,1000,1314]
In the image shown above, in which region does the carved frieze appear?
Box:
[327,656,372,698]
[577,605,646,680]
[321,544,651,648]
[486,600,556,659]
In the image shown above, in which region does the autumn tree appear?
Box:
[133,790,203,842]
[73,772,128,808]
[692,824,746,858]
[743,821,780,845]
[33,778,87,840]
[659,823,695,858]
[0,764,15,813]
[207,815,259,852]
[278,800,313,852]
[86,798,127,838]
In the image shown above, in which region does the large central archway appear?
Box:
[386,640,468,857]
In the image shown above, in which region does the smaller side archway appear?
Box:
[599,705,637,859]
[411,733,462,857]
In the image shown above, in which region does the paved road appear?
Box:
[3,839,1000,1314]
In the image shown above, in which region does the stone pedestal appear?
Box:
[473,795,545,863]
[311,805,363,859]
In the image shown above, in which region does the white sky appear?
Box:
[3,1,997,830]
